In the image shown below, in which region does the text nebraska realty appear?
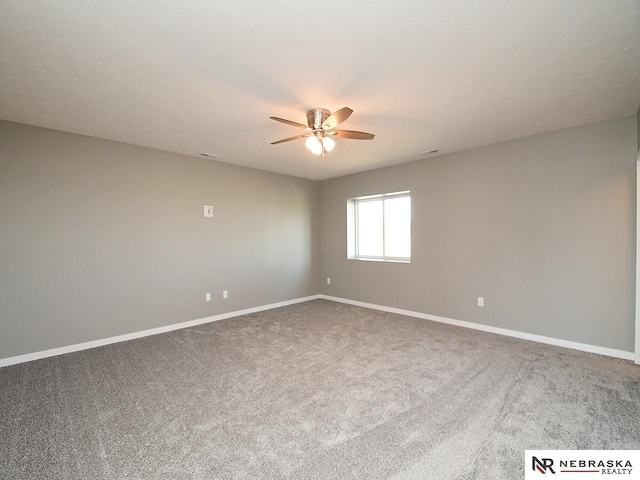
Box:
[560,459,632,475]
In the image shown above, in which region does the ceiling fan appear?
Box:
[270,107,375,156]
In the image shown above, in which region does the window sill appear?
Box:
[348,257,411,264]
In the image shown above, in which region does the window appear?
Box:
[347,191,411,262]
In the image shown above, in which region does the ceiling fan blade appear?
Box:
[322,107,353,130]
[271,134,311,145]
[270,116,309,129]
[330,130,375,140]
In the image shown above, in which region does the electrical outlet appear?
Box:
[327,277,331,285]
[205,292,211,302]
[223,290,228,299]
[478,297,484,307]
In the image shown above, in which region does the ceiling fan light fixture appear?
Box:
[322,136,335,152]
[305,136,323,155]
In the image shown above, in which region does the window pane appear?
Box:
[384,196,411,258]
[357,200,383,257]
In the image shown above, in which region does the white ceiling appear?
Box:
[1,1,639,180]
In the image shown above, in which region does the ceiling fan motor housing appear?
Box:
[307,108,331,130]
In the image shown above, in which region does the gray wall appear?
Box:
[1,116,637,359]
[0,121,318,358]
[318,116,637,352]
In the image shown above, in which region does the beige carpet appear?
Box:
[1,299,639,479]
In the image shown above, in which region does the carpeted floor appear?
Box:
[1,299,639,479]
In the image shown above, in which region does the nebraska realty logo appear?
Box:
[525,450,640,479]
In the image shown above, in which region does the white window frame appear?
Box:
[347,190,411,263]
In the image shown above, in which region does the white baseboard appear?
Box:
[319,295,635,362]
[2,293,634,368]
[0,295,321,368]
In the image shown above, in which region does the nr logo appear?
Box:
[532,457,556,474]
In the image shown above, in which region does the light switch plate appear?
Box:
[204,205,213,217]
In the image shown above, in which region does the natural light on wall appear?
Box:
[347,191,411,262]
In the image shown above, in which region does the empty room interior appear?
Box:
[1,1,640,478]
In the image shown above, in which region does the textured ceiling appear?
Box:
[1,1,639,180]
